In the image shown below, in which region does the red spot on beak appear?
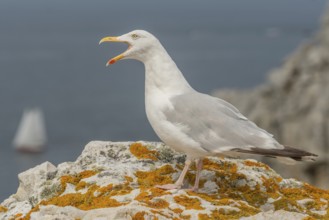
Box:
[109,59,116,65]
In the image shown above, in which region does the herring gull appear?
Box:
[99,30,317,191]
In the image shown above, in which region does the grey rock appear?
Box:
[1,141,327,220]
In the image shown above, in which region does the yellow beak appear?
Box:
[99,36,129,66]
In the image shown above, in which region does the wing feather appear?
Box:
[164,92,281,153]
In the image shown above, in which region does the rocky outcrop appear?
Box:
[1,141,329,220]
[213,9,329,188]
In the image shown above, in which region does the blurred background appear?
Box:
[0,0,327,201]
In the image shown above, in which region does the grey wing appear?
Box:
[165,92,281,153]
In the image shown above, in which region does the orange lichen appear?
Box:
[199,208,246,220]
[261,176,282,193]
[18,205,40,220]
[135,164,175,188]
[125,175,133,182]
[149,187,170,197]
[203,158,226,171]
[13,157,329,220]
[135,190,169,209]
[303,217,318,220]
[75,181,88,191]
[150,209,171,218]
[169,207,191,219]
[185,170,206,189]
[130,143,159,161]
[174,195,204,210]
[171,208,183,214]
[189,191,259,219]
[96,184,114,196]
[19,170,128,220]
[0,205,7,212]
[15,213,23,218]
[60,170,98,194]
[79,170,98,179]
[132,211,147,220]
[203,158,238,176]
[97,183,133,197]
[134,187,171,210]
[273,183,329,218]
[244,160,271,170]
[40,183,125,210]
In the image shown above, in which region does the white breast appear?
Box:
[145,86,208,159]
[142,45,208,159]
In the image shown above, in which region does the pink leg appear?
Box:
[156,159,192,190]
[188,158,203,192]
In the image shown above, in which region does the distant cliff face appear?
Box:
[1,141,329,219]
[214,9,329,188]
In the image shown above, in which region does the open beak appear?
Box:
[99,36,131,66]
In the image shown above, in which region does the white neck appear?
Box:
[143,43,193,96]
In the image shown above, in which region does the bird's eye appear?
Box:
[131,34,139,39]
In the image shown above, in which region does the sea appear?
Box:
[0,0,326,201]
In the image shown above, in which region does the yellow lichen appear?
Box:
[0,205,7,212]
[135,164,175,188]
[130,143,159,161]
[174,195,204,210]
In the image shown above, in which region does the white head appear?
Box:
[99,30,161,66]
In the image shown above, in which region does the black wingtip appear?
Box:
[233,145,317,162]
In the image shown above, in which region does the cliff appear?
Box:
[213,8,329,188]
[1,141,328,220]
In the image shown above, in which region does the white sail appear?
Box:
[13,108,47,152]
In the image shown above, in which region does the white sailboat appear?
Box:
[13,108,47,153]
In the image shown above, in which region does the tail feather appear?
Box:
[233,145,317,162]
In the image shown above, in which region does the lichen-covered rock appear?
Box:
[1,141,329,220]
[213,8,329,188]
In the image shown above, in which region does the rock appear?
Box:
[213,8,329,188]
[15,162,57,203]
[240,210,309,220]
[1,141,328,220]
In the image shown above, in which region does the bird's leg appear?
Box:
[187,158,203,192]
[156,159,192,190]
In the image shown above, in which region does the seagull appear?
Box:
[99,30,317,191]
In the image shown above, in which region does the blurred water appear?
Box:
[0,0,326,201]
